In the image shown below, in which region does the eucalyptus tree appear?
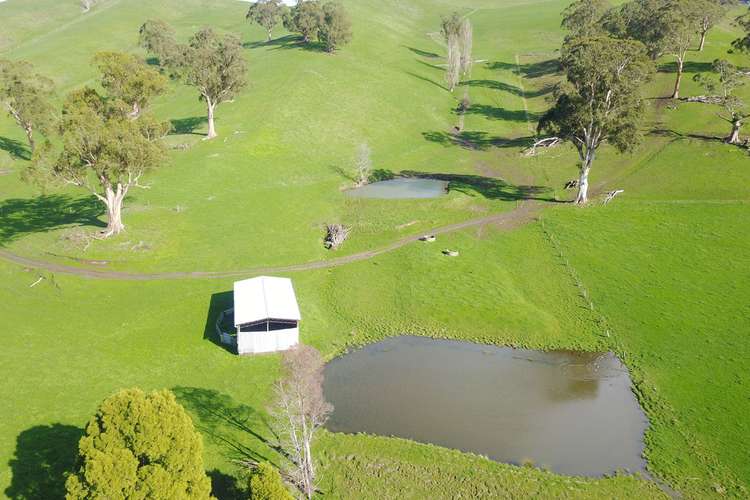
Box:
[695,0,733,51]
[31,88,169,237]
[0,59,57,155]
[561,0,610,37]
[94,52,168,118]
[319,1,352,52]
[440,12,473,89]
[138,19,180,69]
[539,35,653,204]
[694,59,749,144]
[182,28,247,139]
[247,0,288,41]
[661,0,701,99]
[284,1,324,44]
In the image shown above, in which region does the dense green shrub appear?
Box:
[249,462,293,500]
[65,388,212,500]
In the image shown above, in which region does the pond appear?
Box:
[345,178,449,199]
[323,336,649,477]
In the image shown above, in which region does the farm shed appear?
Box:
[231,276,301,355]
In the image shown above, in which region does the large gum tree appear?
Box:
[34,88,168,237]
[539,35,653,204]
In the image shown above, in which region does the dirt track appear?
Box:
[0,201,546,281]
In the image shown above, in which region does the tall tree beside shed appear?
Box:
[0,59,57,155]
[183,28,248,140]
[247,0,288,42]
[539,36,653,204]
[94,52,168,118]
[65,388,212,499]
[30,88,168,237]
[319,2,352,52]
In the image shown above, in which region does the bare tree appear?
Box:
[354,142,372,187]
[459,19,473,77]
[445,34,461,92]
[694,59,749,144]
[269,345,332,500]
[324,224,350,250]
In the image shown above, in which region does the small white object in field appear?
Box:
[443,249,460,257]
[421,235,436,243]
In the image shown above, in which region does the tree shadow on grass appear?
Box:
[658,61,714,74]
[405,71,446,91]
[488,59,561,79]
[649,128,724,143]
[399,170,555,202]
[0,194,105,246]
[5,424,84,500]
[244,34,326,53]
[405,46,440,58]
[465,104,541,122]
[173,386,276,464]
[0,136,29,160]
[207,469,245,500]
[170,116,208,136]
[422,130,535,151]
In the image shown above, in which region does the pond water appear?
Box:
[323,336,649,477]
[345,178,448,199]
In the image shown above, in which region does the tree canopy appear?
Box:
[31,86,168,236]
[94,51,168,118]
[319,2,353,52]
[561,0,610,37]
[65,388,212,499]
[284,1,325,44]
[247,0,288,41]
[139,19,181,70]
[0,59,57,154]
[539,35,653,204]
[694,59,748,143]
[249,462,294,500]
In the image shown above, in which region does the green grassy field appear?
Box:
[1,0,749,498]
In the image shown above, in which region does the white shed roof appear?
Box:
[234,276,302,326]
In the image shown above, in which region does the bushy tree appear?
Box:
[247,0,288,41]
[319,2,352,52]
[0,59,57,154]
[284,1,325,44]
[30,87,168,237]
[182,28,248,139]
[561,0,610,37]
[539,36,653,204]
[249,462,294,500]
[139,19,181,69]
[695,0,732,51]
[94,51,168,118]
[65,389,212,499]
[694,59,748,144]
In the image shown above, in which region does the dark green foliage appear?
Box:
[138,19,181,69]
[0,59,57,154]
[93,51,168,117]
[539,35,653,202]
[284,1,325,43]
[319,2,352,52]
[247,0,288,41]
[65,388,212,499]
[249,462,293,500]
[561,0,610,37]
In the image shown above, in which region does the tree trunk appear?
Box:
[575,149,594,205]
[699,30,707,52]
[102,184,126,237]
[727,119,742,144]
[267,28,273,41]
[24,125,35,154]
[128,102,141,119]
[205,99,217,139]
[672,59,684,99]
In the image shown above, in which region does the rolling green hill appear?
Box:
[1,0,748,498]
